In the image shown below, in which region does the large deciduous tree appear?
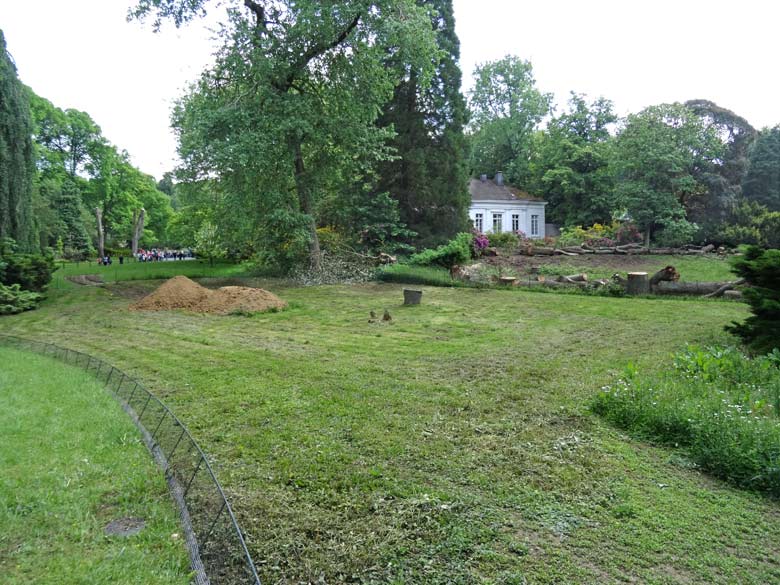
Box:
[374,0,469,247]
[468,55,552,189]
[0,31,35,251]
[612,103,723,245]
[742,126,780,211]
[132,0,439,270]
[530,93,616,226]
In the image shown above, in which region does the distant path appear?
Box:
[67,274,105,286]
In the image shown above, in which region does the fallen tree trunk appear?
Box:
[654,281,729,295]
[557,273,588,283]
[649,266,680,289]
[554,249,579,256]
[703,278,746,298]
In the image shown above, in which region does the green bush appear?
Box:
[0,253,54,292]
[654,218,698,248]
[593,345,780,495]
[727,246,780,354]
[408,233,472,269]
[0,282,43,315]
[486,232,519,249]
[377,264,460,287]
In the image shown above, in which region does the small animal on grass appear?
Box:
[369,310,377,323]
[382,309,392,322]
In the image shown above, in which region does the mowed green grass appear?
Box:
[3,277,780,584]
[51,259,250,289]
[0,347,190,585]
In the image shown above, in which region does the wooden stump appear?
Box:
[403,289,423,305]
[626,272,649,295]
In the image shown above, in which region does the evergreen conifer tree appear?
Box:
[0,31,35,251]
[376,0,469,246]
[743,126,780,211]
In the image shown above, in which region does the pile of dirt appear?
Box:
[130,276,287,315]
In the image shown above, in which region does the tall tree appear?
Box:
[530,93,616,226]
[742,126,780,211]
[0,31,35,251]
[468,55,552,188]
[374,0,469,246]
[133,0,438,270]
[684,99,757,234]
[613,103,723,245]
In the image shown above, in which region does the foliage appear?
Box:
[653,218,698,248]
[408,232,472,269]
[0,282,42,314]
[134,0,439,271]
[486,231,519,250]
[557,222,616,247]
[376,0,470,246]
[614,222,643,245]
[742,126,780,212]
[194,221,227,266]
[713,199,780,248]
[727,246,780,353]
[593,345,780,495]
[0,238,54,292]
[613,103,723,244]
[0,31,35,251]
[529,93,617,226]
[471,230,489,257]
[468,55,552,188]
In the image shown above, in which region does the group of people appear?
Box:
[135,248,194,262]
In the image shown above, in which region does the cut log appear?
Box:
[612,273,628,287]
[703,278,746,298]
[700,244,715,254]
[626,272,650,295]
[654,281,727,295]
[532,247,555,256]
[554,249,579,256]
[649,266,680,288]
[723,290,744,300]
[557,273,588,283]
[595,249,615,254]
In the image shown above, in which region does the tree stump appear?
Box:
[403,289,423,305]
[626,272,649,295]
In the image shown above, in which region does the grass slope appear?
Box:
[2,277,779,584]
[0,347,190,585]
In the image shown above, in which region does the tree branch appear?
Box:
[276,12,361,91]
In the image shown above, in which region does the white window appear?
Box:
[474,213,483,232]
[511,214,520,232]
[492,213,502,233]
[531,214,539,236]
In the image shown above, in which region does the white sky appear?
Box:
[1,0,778,179]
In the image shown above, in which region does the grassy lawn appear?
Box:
[51,259,251,288]
[2,272,780,584]
[0,347,190,585]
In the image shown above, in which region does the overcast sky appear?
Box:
[1,0,778,179]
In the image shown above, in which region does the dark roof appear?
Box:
[468,178,545,202]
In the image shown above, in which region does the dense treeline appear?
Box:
[468,56,780,247]
[1,29,174,262]
[4,1,780,275]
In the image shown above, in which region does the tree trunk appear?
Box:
[703,278,746,298]
[654,281,730,295]
[649,265,680,289]
[294,143,322,271]
[626,272,649,295]
[95,207,105,258]
[131,208,145,255]
[644,228,651,248]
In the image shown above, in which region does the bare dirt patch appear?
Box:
[67,274,105,286]
[130,275,287,315]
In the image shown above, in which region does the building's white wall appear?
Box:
[469,202,546,238]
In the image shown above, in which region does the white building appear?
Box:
[468,172,547,238]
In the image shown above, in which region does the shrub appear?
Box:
[408,233,472,269]
[615,222,643,245]
[727,246,780,354]
[654,218,698,248]
[558,223,618,247]
[487,231,519,249]
[377,264,459,287]
[593,345,780,495]
[471,230,489,257]
[0,282,43,315]
[0,252,54,292]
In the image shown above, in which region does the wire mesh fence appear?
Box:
[0,334,261,585]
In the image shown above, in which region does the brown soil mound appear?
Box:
[195,286,287,315]
[130,276,287,315]
[130,275,211,311]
